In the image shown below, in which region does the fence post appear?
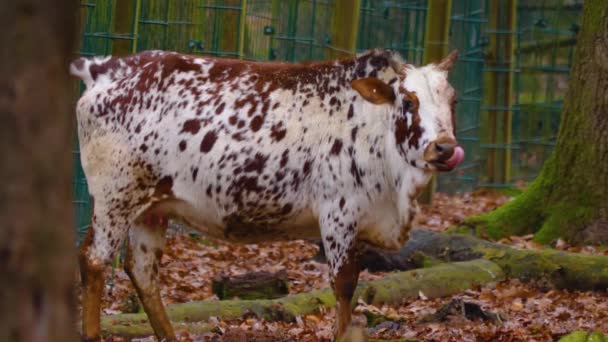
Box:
[330,0,362,58]
[482,0,517,187]
[267,0,280,60]
[419,0,453,204]
[111,1,136,56]
[131,0,141,54]
[238,0,248,59]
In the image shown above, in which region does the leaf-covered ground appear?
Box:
[90,190,608,341]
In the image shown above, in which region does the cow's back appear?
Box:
[74,51,346,241]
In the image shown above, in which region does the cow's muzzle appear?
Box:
[423,137,465,171]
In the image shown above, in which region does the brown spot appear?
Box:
[181,119,201,134]
[303,160,312,176]
[200,130,218,153]
[350,159,363,186]
[395,117,408,145]
[250,115,264,132]
[215,102,225,115]
[347,104,354,119]
[206,184,213,197]
[179,140,187,151]
[280,203,293,215]
[244,153,268,174]
[228,115,238,125]
[329,97,339,107]
[397,89,423,149]
[339,197,345,210]
[270,122,287,142]
[280,150,289,168]
[140,244,148,253]
[330,139,343,155]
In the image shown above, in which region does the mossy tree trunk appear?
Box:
[465,0,608,244]
[0,0,78,341]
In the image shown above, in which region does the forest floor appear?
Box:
[92,190,608,342]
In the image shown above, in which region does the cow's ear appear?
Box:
[351,78,396,105]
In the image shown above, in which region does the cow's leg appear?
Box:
[124,215,176,341]
[79,228,105,342]
[79,200,128,341]
[320,207,361,339]
[333,246,360,338]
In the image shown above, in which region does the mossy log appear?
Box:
[102,259,503,337]
[211,269,289,300]
[558,330,607,342]
[365,229,608,291]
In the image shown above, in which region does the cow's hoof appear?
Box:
[81,337,101,342]
[338,325,369,342]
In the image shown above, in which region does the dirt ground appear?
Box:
[90,190,608,341]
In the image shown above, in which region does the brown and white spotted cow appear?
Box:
[70,49,464,341]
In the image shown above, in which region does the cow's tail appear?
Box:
[69,55,114,90]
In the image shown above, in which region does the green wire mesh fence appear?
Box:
[437,0,486,192]
[511,0,581,183]
[72,0,583,241]
[357,0,427,64]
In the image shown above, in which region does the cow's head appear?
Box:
[352,50,464,173]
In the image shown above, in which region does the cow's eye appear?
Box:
[403,100,414,112]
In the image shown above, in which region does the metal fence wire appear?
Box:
[72,0,583,241]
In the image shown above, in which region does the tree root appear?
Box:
[378,229,608,291]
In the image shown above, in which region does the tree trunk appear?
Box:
[464,0,608,244]
[0,1,78,341]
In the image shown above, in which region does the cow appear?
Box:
[70,48,464,341]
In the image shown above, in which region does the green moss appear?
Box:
[459,156,573,241]
[559,331,589,342]
[535,202,600,244]
[495,186,525,197]
[420,255,442,268]
[356,260,504,305]
[446,225,476,235]
[467,175,547,239]
[103,322,213,338]
[189,234,217,247]
[472,242,608,291]
[559,331,607,342]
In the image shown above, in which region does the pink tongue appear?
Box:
[446,146,465,169]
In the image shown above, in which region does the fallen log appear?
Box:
[211,269,289,300]
[359,229,608,291]
[558,330,607,342]
[102,259,503,337]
